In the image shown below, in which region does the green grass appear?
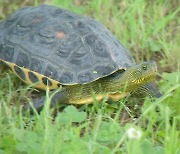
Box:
[0,0,180,153]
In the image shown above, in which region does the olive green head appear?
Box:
[121,61,157,91]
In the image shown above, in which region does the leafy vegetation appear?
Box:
[0,0,179,153]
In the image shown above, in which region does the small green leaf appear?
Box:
[97,121,122,143]
[141,140,153,154]
[58,106,87,124]
[161,72,180,88]
[152,146,165,154]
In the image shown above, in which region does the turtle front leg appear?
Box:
[134,82,162,98]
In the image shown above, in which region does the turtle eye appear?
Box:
[142,64,147,71]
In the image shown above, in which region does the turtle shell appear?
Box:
[0,4,135,86]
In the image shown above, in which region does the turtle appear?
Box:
[0,4,161,111]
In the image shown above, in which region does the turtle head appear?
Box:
[123,61,157,91]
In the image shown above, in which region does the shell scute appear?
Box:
[29,58,44,73]
[0,44,15,61]
[16,50,29,67]
[44,64,59,80]
[84,34,97,46]
[60,34,82,51]
[93,40,110,58]
[69,45,92,68]
[59,71,74,84]
[77,71,94,83]
[42,77,52,86]
[28,71,39,83]
[14,65,26,80]
[94,64,117,77]
[69,20,92,36]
